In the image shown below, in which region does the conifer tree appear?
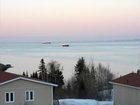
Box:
[38,58,48,81]
[75,57,86,76]
[88,63,98,99]
[31,72,39,79]
[47,61,64,87]
[22,72,26,76]
[74,57,88,98]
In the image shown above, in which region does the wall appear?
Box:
[0,79,53,105]
[113,84,140,105]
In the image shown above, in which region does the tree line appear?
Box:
[23,59,64,87]
[65,57,114,100]
[23,57,115,100]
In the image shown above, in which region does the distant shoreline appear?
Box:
[0,38,140,44]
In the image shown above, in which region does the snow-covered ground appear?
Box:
[59,99,113,105]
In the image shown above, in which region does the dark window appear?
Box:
[6,93,9,102]
[5,92,14,103]
[25,91,34,101]
[30,91,33,100]
[10,93,13,101]
[26,91,29,100]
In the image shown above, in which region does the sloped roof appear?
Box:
[0,71,20,83]
[0,71,57,87]
[111,72,140,88]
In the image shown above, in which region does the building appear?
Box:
[111,72,140,105]
[0,71,57,105]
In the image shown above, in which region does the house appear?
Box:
[0,71,57,105]
[110,71,140,105]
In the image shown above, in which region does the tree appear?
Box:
[66,58,115,100]
[74,57,89,98]
[65,75,77,98]
[86,63,98,99]
[31,72,38,79]
[47,61,64,87]
[22,72,26,76]
[22,71,28,77]
[96,63,114,100]
[75,57,87,76]
[47,61,64,99]
[38,59,48,81]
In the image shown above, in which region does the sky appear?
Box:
[0,0,140,41]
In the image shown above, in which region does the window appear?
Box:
[5,92,15,103]
[25,91,34,101]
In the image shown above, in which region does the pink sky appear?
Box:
[0,0,140,41]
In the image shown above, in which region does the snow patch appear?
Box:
[59,99,113,105]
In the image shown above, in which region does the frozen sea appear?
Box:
[0,40,140,79]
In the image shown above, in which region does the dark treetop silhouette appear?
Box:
[0,63,13,71]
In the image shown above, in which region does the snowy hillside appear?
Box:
[59,99,113,105]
